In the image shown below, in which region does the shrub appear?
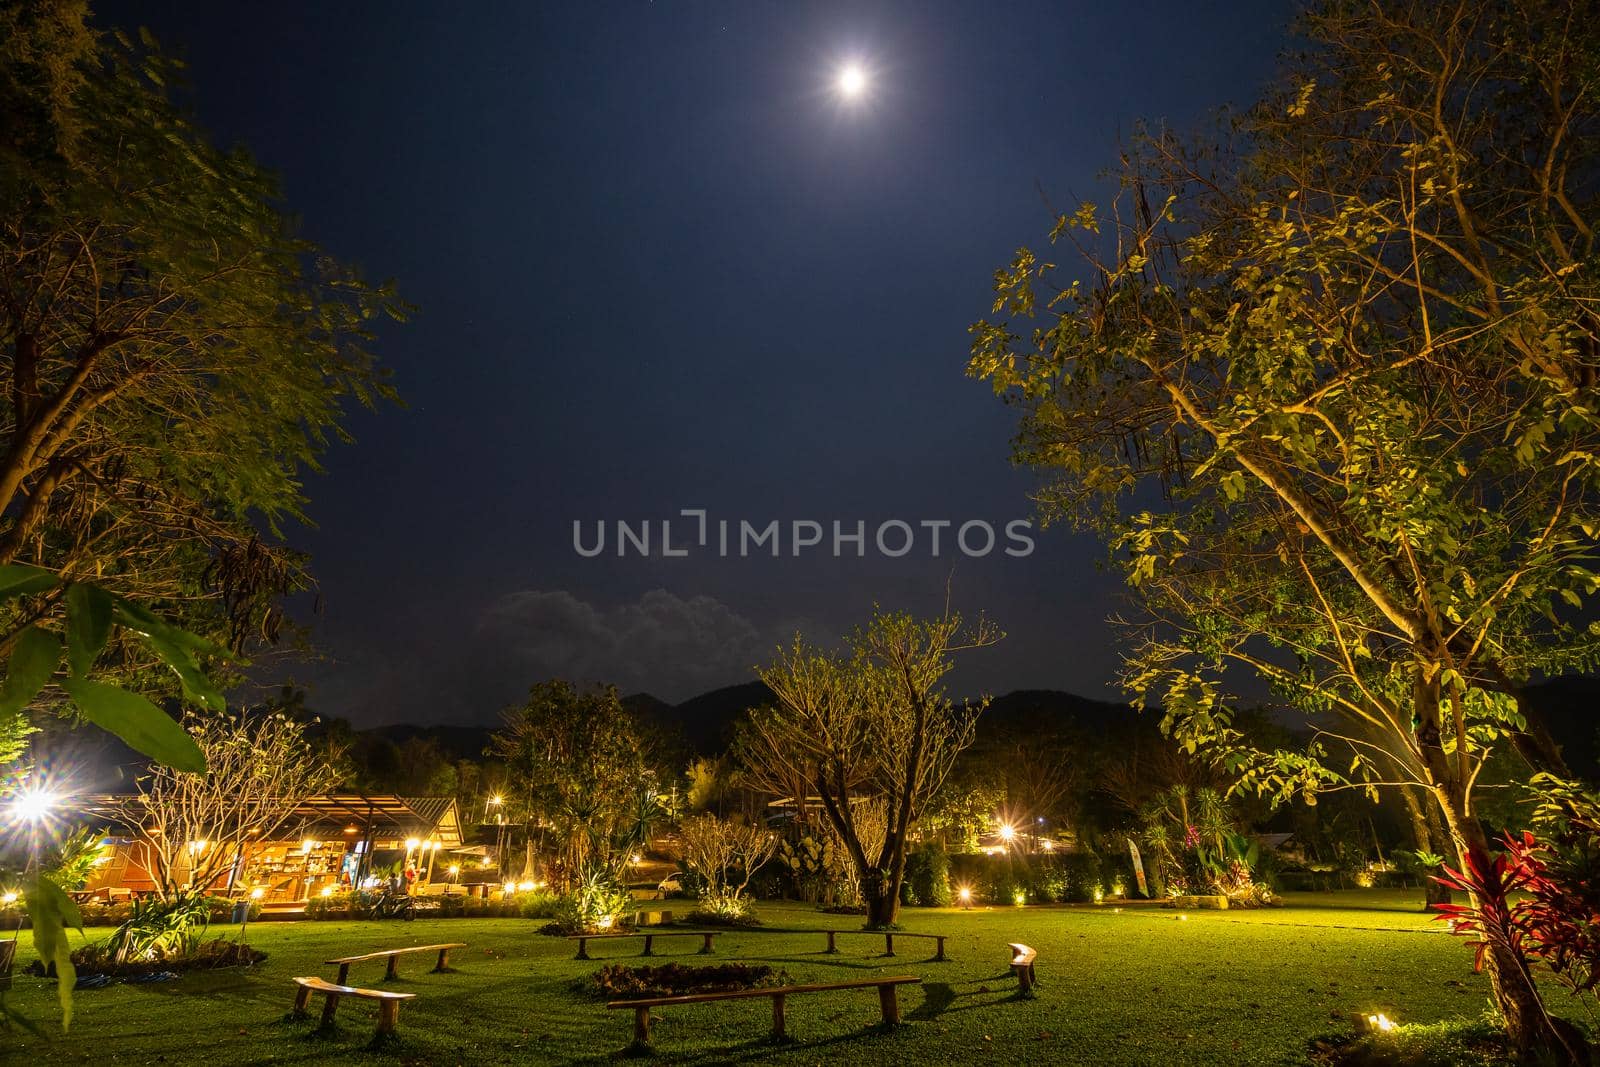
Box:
[552,871,634,934]
[103,892,216,963]
[688,891,762,927]
[903,845,951,907]
[32,937,266,979]
[517,888,562,919]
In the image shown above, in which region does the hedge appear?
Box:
[946,850,1107,904]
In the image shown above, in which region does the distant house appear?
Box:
[75,793,463,903]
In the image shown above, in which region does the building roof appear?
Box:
[77,793,463,848]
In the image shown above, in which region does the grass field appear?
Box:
[0,890,1570,1065]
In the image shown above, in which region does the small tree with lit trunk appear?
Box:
[749,610,999,928]
[119,710,342,900]
[678,814,777,921]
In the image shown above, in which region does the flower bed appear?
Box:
[27,937,266,980]
[589,962,786,999]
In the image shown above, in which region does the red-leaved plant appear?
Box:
[1433,775,1600,1005]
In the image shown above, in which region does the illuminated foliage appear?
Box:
[970,0,1600,1055]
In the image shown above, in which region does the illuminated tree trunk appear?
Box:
[1432,790,1586,1062]
[1413,670,1586,1062]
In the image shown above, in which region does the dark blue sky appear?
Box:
[97,1,1290,726]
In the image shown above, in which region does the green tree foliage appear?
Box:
[488,681,660,886]
[749,610,999,927]
[1,3,399,1031]
[968,0,1598,1055]
[0,2,400,670]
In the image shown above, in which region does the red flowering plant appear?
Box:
[1433,775,1600,1005]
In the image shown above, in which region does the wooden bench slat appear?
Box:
[294,976,415,1000]
[607,975,921,1010]
[325,943,466,965]
[564,931,714,940]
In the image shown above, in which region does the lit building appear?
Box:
[74,793,463,903]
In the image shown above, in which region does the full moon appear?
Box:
[837,63,868,99]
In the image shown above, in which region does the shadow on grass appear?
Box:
[588,1019,925,1065]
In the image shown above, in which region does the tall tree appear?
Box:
[969,1,1599,1055]
[0,2,400,679]
[487,681,658,885]
[749,610,998,927]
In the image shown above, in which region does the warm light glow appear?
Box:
[448,864,460,876]
[837,63,867,99]
[188,839,209,853]
[518,879,536,892]
[595,915,614,931]
[249,887,264,899]
[319,886,334,898]
[1,891,16,905]
[1176,913,1189,921]
[489,794,503,806]
[1093,888,1105,903]
[997,822,1016,843]
[300,838,316,854]
[1367,1013,1396,1033]
[958,886,972,901]
[630,853,642,866]
[1013,891,1026,906]
[404,838,421,851]
[504,880,517,894]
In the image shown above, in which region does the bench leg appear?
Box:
[385,955,400,981]
[699,933,714,954]
[319,992,342,1030]
[883,933,895,957]
[1015,965,1035,997]
[630,1006,652,1053]
[292,985,312,1017]
[878,983,902,1027]
[824,931,838,954]
[641,934,654,957]
[771,993,788,1041]
[433,948,451,973]
[336,964,350,985]
[934,936,946,962]
[377,999,401,1035]
[574,938,590,961]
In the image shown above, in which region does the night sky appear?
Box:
[95,1,1290,727]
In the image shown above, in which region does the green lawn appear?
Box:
[0,891,1561,1065]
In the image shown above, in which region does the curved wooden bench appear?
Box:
[1008,942,1038,996]
[608,974,921,1052]
[325,942,465,983]
[568,930,718,960]
[291,976,415,1038]
[820,929,948,961]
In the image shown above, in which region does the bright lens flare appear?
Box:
[837,63,867,99]
[8,787,57,824]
